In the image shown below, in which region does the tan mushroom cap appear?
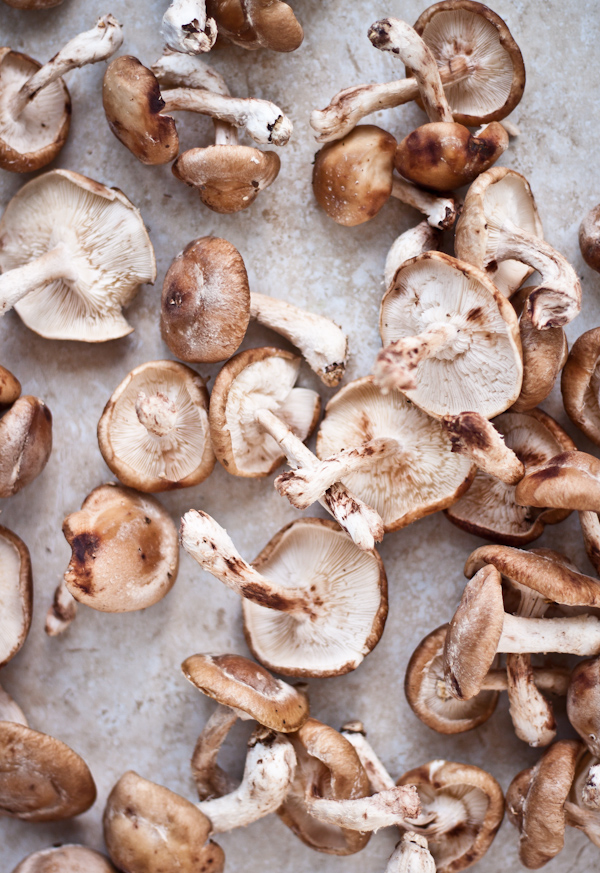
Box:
[207,0,303,52]
[161,237,250,363]
[98,360,214,492]
[0,722,96,822]
[512,287,568,412]
[445,409,575,546]
[0,525,33,668]
[0,49,70,173]
[62,483,179,612]
[0,396,52,498]
[515,451,600,513]
[580,204,600,273]
[244,518,388,677]
[103,56,179,164]
[209,347,320,478]
[397,759,505,873]
[312,125,397,227]
[567,657,600,757]
[562,327,600,446]
[182,653,309,731]
[0,365,21,406]
[278,717,371,855]
[104,771,224,873]
[173,144,281,213]
[316,377,474,531]
[12,845,117,873]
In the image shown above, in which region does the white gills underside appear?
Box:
[0,536,27,666]
[0,52,67,154]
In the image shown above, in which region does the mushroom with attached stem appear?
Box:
[206,0,303,52]
[0,15,123,172]
[161,0,218,54]
[562,327,600,446]
[11,846,117,873]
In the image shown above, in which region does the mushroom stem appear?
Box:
[582,763,600,810]
[367,19,454,123]
[480,667,570,695]
[161,88,293,146]
[387,833,436,873]
[373,323,457,393]
[391,178,458,231]
[306,785,423,833]
[249,293,348,387]
[161,0,218,55]
[499,613,600,656]
[442,412,525,485]
[384,222,441,289]
[197,729,296,833]
[340,722,396,793]
[0,244,78,316]
[0,684,28,726]
[191,705,239,800]
[12,15,123,117]
[135,391,179,438]
[254,408,385,551]
[506,653,556,747]
[180,509,311,615]
[45,578,78,637]
[275,438,402,510]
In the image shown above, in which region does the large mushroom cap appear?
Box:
[562,327,600,446]
[243,518,387,677]
[0,525,33,669]
[0,396,52,498]
[12,846,117,873]
[316,377,474,531]
[98,360,214,492]
[0,722,96,822]
[0,48,70,173]
[412,0,526,125]
[182,652,309,731]
[209,347,320,478]
[515,451,600,513]
[0,170,156,341]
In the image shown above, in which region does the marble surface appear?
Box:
[1,0,600,870]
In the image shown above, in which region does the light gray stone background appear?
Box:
[1,0,600,869]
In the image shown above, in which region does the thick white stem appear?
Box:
[386,834,436,873]
[506,653,556,747]
[499,613,600,655]
[192,705,239,800]
[135,392,178,438]
[45,578,78,637]
[340,723,396,793]
[442,412,524,485]
[391,178,458,231]
[481,667,570,694]
[0,244,77,316]
[161,0,217,54]
[373,324,456,393]
[306,785,422,833]
[384,222,441,289]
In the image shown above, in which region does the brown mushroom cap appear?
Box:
[0,525,33,669]
[580,204,600,273]
[207,0,303,52]
[512,289,568,412]
[562,327,600,446]
[12,845,117,873]
[182,653,309,732]
[161,237,251,363]
[515,451,600,513]
[103,56,179,165]
[0,365,21,407]
[0,722,96,822]
[567,657,600,757]
[62,483,179,612]
[0,396,52,498]
[312,125,397,226]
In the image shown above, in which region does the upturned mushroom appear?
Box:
[181,512,387,677]
[206,0,303,52]
[0,392,52,499]
[456,167,581,328]
[11,846,117,873]
[0,525,33,669]
[0,15,123,172]
[162,1,217,54]
[580,204,600,273]
[0,170,156,341]
[97,360,214,493]
[562,327,600,446]
[373,252,522,416]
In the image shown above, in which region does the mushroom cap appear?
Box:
[579,204,600,273]
[0,364,21,406]
[104,771,224,873]
[570,749,600,812]
[0,169,156,341]
[0,525,33,669]
[62,483,179,612]
[0,48,70,173]
[243,518,387,677]
[512,290,568,412]
[102,56,179,165]
[97,360,214,492]
[379,252,522,419]
[173,145,281,214]
[278,717,371,855]
[567,657,600,757]
[181,652,309,732]
[0,722,96,822]
[412,0,526,125]
[515,450,600,513]
[209,347,320,478]
[445,409,575,545]
[161,237,251,363]
[207,0,303,52]
[455,167,543,297]
[405,624,499,734]
[316,377,474,531]
[562,326,600,446]
[0,396,52,498]
[312,125,397,227]
[12,846,117,873]
[397,759,505,873]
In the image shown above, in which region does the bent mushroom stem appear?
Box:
[255,408,384,550]
[306,785,424,833]
[45,578,78,637]
[442,412,525,485]
[161,0,217,55]
[192,705,238,800]
[391,177,458,231]
[135,391,179,438]
[12,15,123,117]
[0,244,78,316]
[373,324,456,393]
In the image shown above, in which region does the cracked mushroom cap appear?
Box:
[278,717,371,855]
[379,252,522,419]
[316,377,474,531]
[62,483,179,612]
[411,0,526,125]
[104,771,224,873]
[0,395,52,498]
[445,409,575,545]
[405,624,499,734]
[0,722,96,822]
[12,846,117,873]
[97,360,214,492]
[455,166,543,298]
[209,347,320,478]
[0,525,32,669]
[182,653,309,731]
[397,760,505,873]
[244,518,387,677]
[0,170,156,341]
[562,327,600,446]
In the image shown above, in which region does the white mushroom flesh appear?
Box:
[387,833,436,873]
[161,0,217,54]
[0,53,66,156]
[0,536,27,667]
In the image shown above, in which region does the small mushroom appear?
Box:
[11,846,117,873]
[97,360,215,493]
[207,0,303,52]
[562,326,600,446]
[0,395,52,498]
[181,512,388,677]
[515,451,600,511]
[0,525,33,668]
[0,15,123,172]
[0,170,156,341]
[580,204,600,273]
[161,0,218,54]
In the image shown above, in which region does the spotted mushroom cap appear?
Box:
[0,525,33,669]
[11,846,117,873]
[562,327,600,446]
